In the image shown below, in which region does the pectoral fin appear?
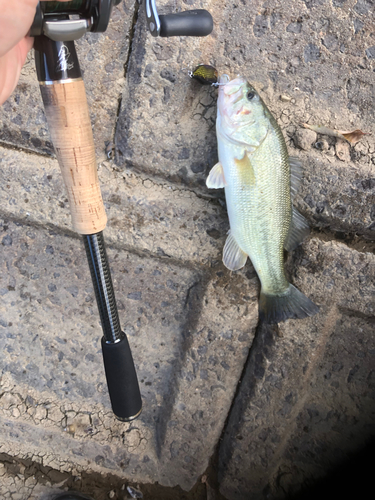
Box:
[284,207,310,251]
[223,232,248,271]
[206,162,226,189]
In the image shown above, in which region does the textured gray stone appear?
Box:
[0,216,257,490]
[0,146,227,266]
[219,237,375,499]
[293,151,375,239]
[115,2,219,190]
[293,128,317,150]
[304,43,321,62]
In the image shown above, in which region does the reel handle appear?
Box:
[145,1,213,37]
[159,10,213,37]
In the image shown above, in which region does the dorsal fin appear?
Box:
[289,156,303,199]
[285,207,310,252]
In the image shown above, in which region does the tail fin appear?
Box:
[259,284,319,324]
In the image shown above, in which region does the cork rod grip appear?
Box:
[40,79,107,235]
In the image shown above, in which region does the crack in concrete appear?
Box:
[0,140,54,160]
[112,1,141,153]
[0,449,214,499]
[0,208,206,274]
[309,227,375,254]
[123,1,141,86]
[101,158,220,201]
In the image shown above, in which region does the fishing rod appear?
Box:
[29,1,213,421]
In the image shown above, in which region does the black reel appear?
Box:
[30,1,121,40]
[30,0,213,40]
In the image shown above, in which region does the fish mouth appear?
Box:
[218,76,246,100]
[229,91,243,106]
[236,106,251,116]
[223,78,246,104]
[218,76,248,119]
[222,76,247,91]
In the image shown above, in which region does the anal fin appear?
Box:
[223,232,248,271]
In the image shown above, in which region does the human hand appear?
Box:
[0,0,71,105]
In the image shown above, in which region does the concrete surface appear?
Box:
[0,0,374,499]
[219,238,375,499]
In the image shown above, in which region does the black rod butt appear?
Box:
[101,335,142,421]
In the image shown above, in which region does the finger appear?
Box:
[0,1,73,58]
[19,36,35,60]
[0,43,26,105]
[0,0,38,57]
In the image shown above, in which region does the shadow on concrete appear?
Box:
[288,438,375,500]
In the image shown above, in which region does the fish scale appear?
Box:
[207,75,319,323]
[232,129,289,291]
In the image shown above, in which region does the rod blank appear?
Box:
[84,233,122,344]
[84,233,142,421]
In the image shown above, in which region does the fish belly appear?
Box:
[222,139,291,295]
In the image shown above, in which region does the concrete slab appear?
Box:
[218,237,375,499]
[0,216,257,490]
[0,146,228,266]
[295,154,375,240]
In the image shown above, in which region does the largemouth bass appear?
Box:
[207,75,319,323]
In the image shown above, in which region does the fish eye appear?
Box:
[247,91,255,100]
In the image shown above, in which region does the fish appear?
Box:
[206,75,319,324]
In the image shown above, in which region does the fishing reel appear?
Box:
[30,1,122,41]
[30,0,213,41]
